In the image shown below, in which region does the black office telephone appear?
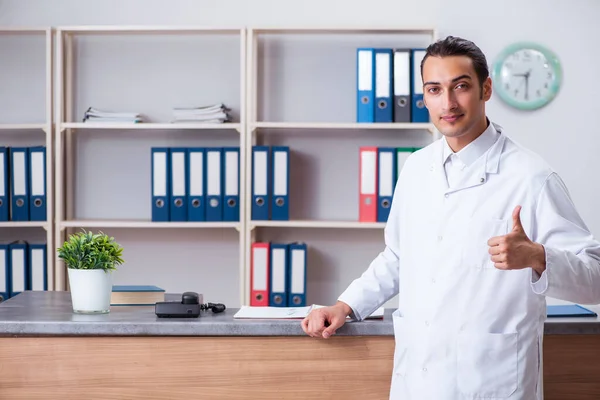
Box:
[155,291,226,318]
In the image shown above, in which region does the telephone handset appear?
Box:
[155,291,226,318]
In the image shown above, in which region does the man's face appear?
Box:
[422,55,492,141]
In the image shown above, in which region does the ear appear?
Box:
[482,76,492,101]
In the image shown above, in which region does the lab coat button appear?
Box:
[437,235,443,241]
[431,278,436,283]
[480,177,485,183]
[444,194,449,198]
[422,367,428,372]
[425,321,430,326]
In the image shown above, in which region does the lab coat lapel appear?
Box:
[442,125,506,196]
[429,139,449,195]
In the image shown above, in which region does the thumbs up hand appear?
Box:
[487,205,546,274]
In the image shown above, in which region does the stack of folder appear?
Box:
[171,104,231,124]
[251,146,290,221]
[151,146,240,222]
[356,47,429,123]
[0,146,47,222]
[0,241,47,302]
[359,146,421,223]
[251,242,307,308]
[83,107,144,123]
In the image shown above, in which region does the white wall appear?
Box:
[0,0,598,308]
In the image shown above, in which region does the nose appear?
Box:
[442,90,458,112]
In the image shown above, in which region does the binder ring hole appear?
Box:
[192,199,201,208]
[293,296,302,305]
[378,100,387,109]
[0,199,3,207]
[275,197,285,206]
[417,100,425,109]
[210,199,219,207]
[274,295,282,304]
[34,199,42,207]
[382,199,391,208]
[398,98,407,107]
[174,199,183,207]
[16,199,24,207]
[256,294,263,301]
[361,95,369,104]
[155,199,164,208]
[227,198,236,207]
[255,197,264,206]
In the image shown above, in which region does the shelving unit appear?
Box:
[0,27,54,291]
[54,26,246,304]
[244,27,439,306]
[6,24,443,307]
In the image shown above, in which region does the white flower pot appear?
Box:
[68,269,114,314]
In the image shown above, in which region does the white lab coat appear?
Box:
[338,122,600,400]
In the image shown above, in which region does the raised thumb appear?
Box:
[512,205,524,232]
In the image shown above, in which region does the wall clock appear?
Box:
[491,42,562,110]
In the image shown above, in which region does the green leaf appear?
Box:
[57,229,124,271]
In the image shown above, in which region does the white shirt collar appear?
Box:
[442,120,499,168]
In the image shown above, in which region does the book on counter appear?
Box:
[110,285,165,306]
[233,304,384,320]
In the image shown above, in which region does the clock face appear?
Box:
[491,43,562,110]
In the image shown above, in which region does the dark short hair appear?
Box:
[421,36,489,92]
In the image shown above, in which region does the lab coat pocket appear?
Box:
[457,331,518,398]
[464,217,509,269]
[391,310,409,377]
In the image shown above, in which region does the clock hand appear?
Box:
[524,69,531,101]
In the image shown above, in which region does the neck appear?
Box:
[446,117,489,153]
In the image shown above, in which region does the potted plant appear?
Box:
[57,230,124,314]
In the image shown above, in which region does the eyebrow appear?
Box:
[423,74,472,86]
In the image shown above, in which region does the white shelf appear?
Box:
[252,121,434,131]
[250,27,437,34]
[249,220,385,229]
[59,220,241,229]
[61,122,241,131]
[58,26,243,34]
[0,221,49,229]
[0,27,50,34]
[0,124,47,131]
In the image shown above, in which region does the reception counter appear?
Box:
[0,291,599,399]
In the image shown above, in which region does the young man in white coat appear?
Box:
[302,36,600,399]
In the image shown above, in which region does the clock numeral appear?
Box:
[544,82,549,89]
[514,89,519,97]
[505,62,512,69]
[547,72,553,79]
[512,53,519,60]
[505,83,510,90]
[537,90,542,97]
[523,51,531,58]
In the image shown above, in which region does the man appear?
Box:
[302,36,600,399]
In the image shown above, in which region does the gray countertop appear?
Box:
[0,291,598,337]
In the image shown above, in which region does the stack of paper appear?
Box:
[233,304,385,320]
[83,107,144,123]
[171,104,231,123]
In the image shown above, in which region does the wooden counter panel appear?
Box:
[0,336,395,400]
[543,334,600,400]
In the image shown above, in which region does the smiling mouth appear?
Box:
[441,114,464,122]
